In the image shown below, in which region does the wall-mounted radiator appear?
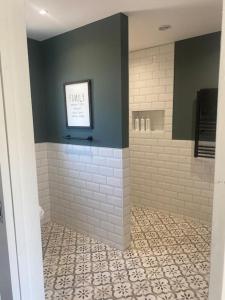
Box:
[194,88,218,159]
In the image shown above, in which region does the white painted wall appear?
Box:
[129,43,215,223]
[0,48,20,300]
[0,0,45,299]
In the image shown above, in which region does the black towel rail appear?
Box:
[194,89,217,159]
[63,135,93,141]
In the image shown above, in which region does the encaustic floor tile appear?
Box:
[42,207,211,300]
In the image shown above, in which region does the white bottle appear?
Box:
[134,118,139,131]
[141,117,145,132]
[145,118,151,132]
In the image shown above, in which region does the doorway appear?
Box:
[2,0,225,300]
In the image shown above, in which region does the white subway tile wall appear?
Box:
[129,43,215,224]
[35,143,51,223]
[35,143,130,249]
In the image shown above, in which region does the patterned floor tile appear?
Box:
[42,207,211,299]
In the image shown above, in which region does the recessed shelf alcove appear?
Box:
[132,110,165,132]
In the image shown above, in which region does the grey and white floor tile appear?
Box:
[41,207,211,300]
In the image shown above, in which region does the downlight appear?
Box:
[39,9,48,15]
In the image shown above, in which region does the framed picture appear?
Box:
[64,80,92,128]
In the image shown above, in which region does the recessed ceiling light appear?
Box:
[159,25,171,31]
[39,9,48,15]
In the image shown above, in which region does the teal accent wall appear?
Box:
[173,32,221,140]
[28,13,129,148]
[28,39,47,143]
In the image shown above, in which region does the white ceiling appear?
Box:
[26,0,222,51]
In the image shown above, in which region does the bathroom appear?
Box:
[27,2,221,300]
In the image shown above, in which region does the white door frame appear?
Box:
[0,52,21,300]
[208,1,225,299]
[0,0,45,299]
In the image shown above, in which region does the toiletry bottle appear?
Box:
[145,118,151,132]
[135,117,139,131]
[141,117,145,132]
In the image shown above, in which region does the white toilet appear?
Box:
[39,206,44,220]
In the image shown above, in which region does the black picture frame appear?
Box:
[64,80,93,129]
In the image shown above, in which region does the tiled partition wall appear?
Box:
[129,43,215,224]
[36,143,51,223]
[36,143,130,250]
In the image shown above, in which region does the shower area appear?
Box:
[28,13,220,300]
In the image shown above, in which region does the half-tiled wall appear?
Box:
[36,143,130,250]
[36,143,51,223]
[129,43,215,224]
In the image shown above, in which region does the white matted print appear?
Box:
[64,80,92,128]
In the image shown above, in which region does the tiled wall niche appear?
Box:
[35,143,130,250]
[129,43,215,224]
[132,110,165,132]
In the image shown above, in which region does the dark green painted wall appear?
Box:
[28,13,129,148]
[173,32,221,140]
[28,39,47,143]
